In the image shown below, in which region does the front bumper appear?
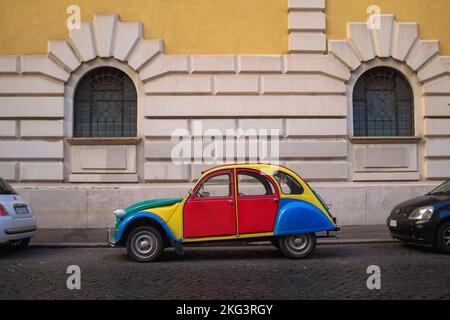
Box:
[387,217,437,246]
[107,228,117,247]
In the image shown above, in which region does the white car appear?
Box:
[0,178,36,248]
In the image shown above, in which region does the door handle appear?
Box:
[273,198,279,202]
[227,200,234,204]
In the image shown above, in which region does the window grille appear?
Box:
[353,67,414,137]
[74,67,137,137]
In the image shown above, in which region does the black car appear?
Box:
[387,180,450,254]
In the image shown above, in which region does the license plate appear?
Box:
[390,220,398,227]
[14,206,29,215]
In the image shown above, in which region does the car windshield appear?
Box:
[0,178,17,195]
[429,180,450,196]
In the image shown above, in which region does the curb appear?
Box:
[318,239,398,245]
[30,243,108,249]
[30,239,398,249]
[242,239,398,246]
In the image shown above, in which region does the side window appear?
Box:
[274,171,304,195]
[195,173,232,198]
[237,172,275,196]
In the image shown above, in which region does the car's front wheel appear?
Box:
[436,222,450,255]
[279,233,316,259]
[126,226,164,262]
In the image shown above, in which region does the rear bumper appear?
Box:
[0,216,37,243]
[4,226,37,235]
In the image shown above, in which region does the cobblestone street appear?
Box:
[0,243,449,300]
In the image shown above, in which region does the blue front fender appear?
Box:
[274,198,335,236]
[115,212,180,243]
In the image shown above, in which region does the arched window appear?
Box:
[353,67,414,137]
[74,67,137,137]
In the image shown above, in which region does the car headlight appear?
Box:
[409,206,434,220]
[113,209,126,219]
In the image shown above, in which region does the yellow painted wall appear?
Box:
[0,0,288,55]
[0,0,449,55]
[327,0,450,55]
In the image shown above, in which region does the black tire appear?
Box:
[436,222,450,255]
[8,238,31,249]
[279,233,316,259]
[126,226,164,262]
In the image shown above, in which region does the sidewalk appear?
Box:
[30,225,395,248]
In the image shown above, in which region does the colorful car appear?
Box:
[108,164,339,262]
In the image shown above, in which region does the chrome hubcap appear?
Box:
[288,234,308,251]
[133,232,157,257]
[139,239,151,252]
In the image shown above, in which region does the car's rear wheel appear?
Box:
[279,233,316,259]
[436,222,450,255]
[8,237,31,249]
[126,226,164,262]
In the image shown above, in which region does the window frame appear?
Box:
[192,170,234,199]
[73,66,138,138]
[236,169,278,197]
[273,170,304,195]
[352,66,415,138]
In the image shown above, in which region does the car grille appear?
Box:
[392,209,408,219]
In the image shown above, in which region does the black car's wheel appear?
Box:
[126,226,164,262]
[8,238,31,249]
[279,233,316,259]
[436,222,450,255]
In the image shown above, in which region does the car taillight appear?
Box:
[333,217,337,224]
[0,204,9,216]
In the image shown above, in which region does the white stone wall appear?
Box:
[141,53,349,182]
[330,14,450,182]
[0,56,65,182]
[288,0,326,53]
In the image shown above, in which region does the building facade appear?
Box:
[0,0,449,228]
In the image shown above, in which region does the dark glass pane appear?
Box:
[353,100,366,136]
[352,67,414,137]
[74,67,137,137]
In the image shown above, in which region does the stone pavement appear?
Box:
[1,243,449,299]
[30,225,394,247]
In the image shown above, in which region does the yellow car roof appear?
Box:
[202,163,301,178]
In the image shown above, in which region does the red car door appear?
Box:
[236,169,279,234]
[183,169,237,238]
